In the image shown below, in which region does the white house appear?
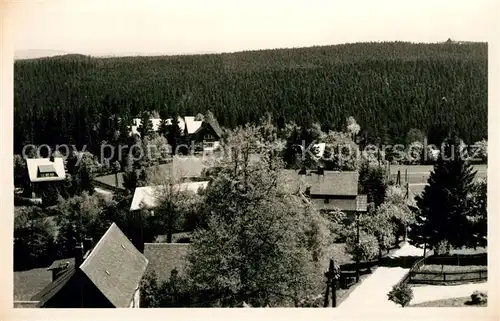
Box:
[129,116,203,137]
[26,157,66,183]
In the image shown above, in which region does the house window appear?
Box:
[38,172,57,178]
[37,164,58,178]
[204,134,215,141]
[324,198,330,204]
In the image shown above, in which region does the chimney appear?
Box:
[74,243,85,268]
[133,212,145,253]
[50,262,70,282]
[83,237,93,255]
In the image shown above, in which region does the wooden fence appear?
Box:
[396,254,428,286]
[397,253,488,286]
[410,269,487,284]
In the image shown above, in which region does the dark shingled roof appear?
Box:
[143,243,190,284]
[307,171,359,196]
[280,170,359,197]
[309,198,358,212]
[79,223,148,307]
[27,224,148,308]
[31,266,76,306]
[204,116,223,138]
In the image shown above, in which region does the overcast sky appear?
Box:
[10,0,497,58]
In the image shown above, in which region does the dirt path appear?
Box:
[338,242,425,309]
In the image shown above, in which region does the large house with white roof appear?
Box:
[25,157,67,202]
[129,115,223,152]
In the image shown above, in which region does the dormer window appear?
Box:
[37,164,57,178]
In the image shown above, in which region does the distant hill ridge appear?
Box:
[13,41,487,154]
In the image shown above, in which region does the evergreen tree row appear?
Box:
[14,42,487,154]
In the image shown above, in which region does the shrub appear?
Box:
[387,283,413,307]
[435,240,452,256]
[346,231,379,262]
[470,291,487,305]
[298,294,323,307]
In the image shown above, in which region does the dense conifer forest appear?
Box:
[14,41,487,154]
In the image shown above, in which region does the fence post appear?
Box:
[443,273,446,282]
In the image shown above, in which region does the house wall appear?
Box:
[129,287,141,308]
[193,123,220,143]
[43,273,113,308]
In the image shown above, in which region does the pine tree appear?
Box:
[410,135,477,249]
[158,106,170,138]
[122,155,139,192]
[138,111,154,138]
[167,116,182,156]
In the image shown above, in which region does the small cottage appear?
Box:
[29,223,148,308]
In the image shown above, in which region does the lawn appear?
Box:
[389,164,487,174]
[389,164,487,185]
[13,267,53,301]
[420,265,487,273]
[449,247,487,255]
[410,296,486,307]
[411,264,487,284]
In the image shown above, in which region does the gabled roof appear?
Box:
[280,170,359,197]
[130,117,185,136]
[307,171,359,196]
[310,198,358,212]
[31,266,76,306]
[131,118,162,132]
[79,223,148,307]
[26,157,66,182]
[130,181,208,211]
[202,116,223,138]
[143,243,190,283]
[183,116,203,134]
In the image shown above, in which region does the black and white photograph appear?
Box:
[4,0,497,316]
